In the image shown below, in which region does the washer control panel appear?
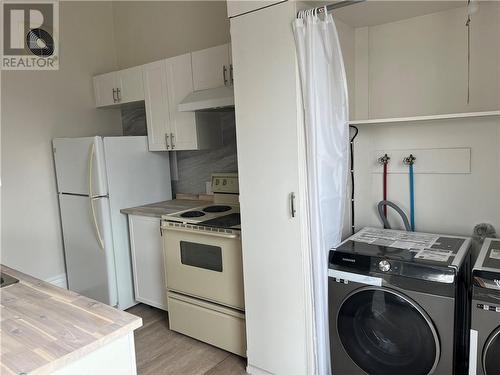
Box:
[476,303,500,313]
[378,260,391,272]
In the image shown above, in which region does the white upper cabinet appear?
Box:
[94,67,144,107]
[117,66,144,104]
[191,43,232,90]
[93,72,118,107]
[143,60,170,151]
[94,44,229,151]
[226,1,283,18]
[165,54,198,150]
[142,57,222,152]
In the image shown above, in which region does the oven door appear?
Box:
[162,222,244,310]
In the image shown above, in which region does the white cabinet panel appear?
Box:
[165,54,197,150]
[143,60,170,151]
[192,44,231,90]
[128,215,167,310]
[93,72,118,107]
[118,66,144,103]
[231,2,310,374]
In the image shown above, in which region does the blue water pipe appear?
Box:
[403,154,416,231]
[409,163,415,231]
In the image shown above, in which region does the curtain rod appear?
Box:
[318,0,366,14]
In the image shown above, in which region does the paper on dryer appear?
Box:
[414,248,452,262]
[352,227,439,251]
[489,248,500,260]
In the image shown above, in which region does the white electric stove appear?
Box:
[161,173,246,357]
[162,173,240,228]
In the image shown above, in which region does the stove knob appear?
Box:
[378,260,391,272]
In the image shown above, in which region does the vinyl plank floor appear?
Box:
[127,304,247,375]
[205,355,247,375]
[127,304,164,330]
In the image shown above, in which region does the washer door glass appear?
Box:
[483,327,500,375]
[337,288,439,375]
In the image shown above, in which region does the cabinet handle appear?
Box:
[290,192,296,218]
[112,88,117,103]
[170,133,175,149]
[165,134,170,149]
[223,65,228,86]
[116,88,121,102]
[229,64,233,86]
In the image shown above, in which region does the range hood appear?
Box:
[178,86,234,112]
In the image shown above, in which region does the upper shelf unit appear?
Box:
[349,111,500,126]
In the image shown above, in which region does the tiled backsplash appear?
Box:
[122,103,147,136]
[172,111,238,195]
[121,106,238,195]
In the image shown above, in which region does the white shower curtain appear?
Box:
[293,8,349,375]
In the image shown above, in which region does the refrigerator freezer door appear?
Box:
[59,194,117,306]
[103,136,171,309]
[53,137,108,196]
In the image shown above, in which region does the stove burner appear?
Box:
[203,205,232,213]
[180,210,206,218]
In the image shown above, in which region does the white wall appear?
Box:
[354,118,500,239]
[347,4,500,253]
[1,2,122,281]
[111,1,230,69]
[354,3,500,119]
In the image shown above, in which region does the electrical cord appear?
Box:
[349,125,359,235]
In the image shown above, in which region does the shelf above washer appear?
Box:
[349,110,500,125]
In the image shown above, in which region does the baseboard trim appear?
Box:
[45,273,67,289]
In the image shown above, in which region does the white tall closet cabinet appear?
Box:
[230,2,314,374]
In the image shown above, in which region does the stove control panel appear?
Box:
[212,173,239,194]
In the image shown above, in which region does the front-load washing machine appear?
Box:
[329,227,471,375]
[469,238,500,375]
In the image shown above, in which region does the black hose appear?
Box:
[377,200,411,232]
[349,126,359,235]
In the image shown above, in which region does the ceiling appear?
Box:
[304,1,466,27]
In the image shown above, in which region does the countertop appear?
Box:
[0,265,142,375]
[120,199,212,218]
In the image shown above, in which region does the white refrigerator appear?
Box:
[53,136,171,309]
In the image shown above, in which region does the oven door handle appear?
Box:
[161,225,240,239]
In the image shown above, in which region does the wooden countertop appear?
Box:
[0,265,142,375]
[120,198,212,218]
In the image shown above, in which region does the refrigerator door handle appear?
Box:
[90,197,105,251]
[88,141,95,198]
[88,142,105,250]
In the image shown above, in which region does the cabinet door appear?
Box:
[231,2,310,374]
[128,215,167,310]
[117,66,144,104]
[93,72,118,107]
[165,53,197,150]
[191,44,231,91]
[143,60,170,151]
